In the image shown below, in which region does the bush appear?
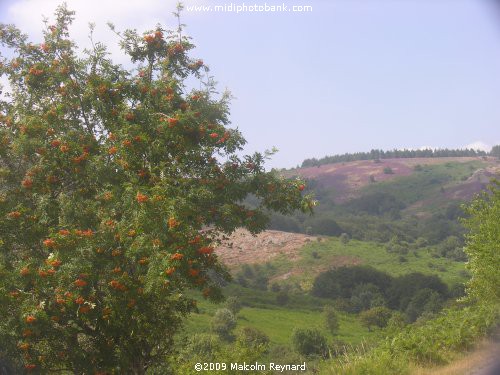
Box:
[323,306,340,334]
[312,266,392,300]
[179,333,221,361]
[291,328,328,357]
[359,306,393,331]
[237,327,270,349]
[405,289,443,323]
[225,296,242,315]
[276,291,290,306]
[387,273,448,311]
[383,167,394,174]
[211,309,237,341]
[340,232,350,245]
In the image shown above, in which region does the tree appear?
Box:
[462,181,500,305]
[237,327,270,349]
[211,309,237,341]
[225,296,242,315]
[490,145,500,159]
[339,232,350,245]
[383,167,394,174]
[0,5,314,373]
[323,305,340,334]
[291,328,328,357]
[359,306,392,331]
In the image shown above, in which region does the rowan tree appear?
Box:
[0,4,314,373]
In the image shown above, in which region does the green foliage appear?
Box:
[323,306,340,334]
[387,272,448,311]
[340,232,350,245]
[291,328,328,357]
[224,296,242,315]
[275,290,290,306]
[462,180,500,304]
[0,5,313,373]
[383,167,394,174]
[237,326,270,349]
[342,192,404,218]
[235,264,270,291]
[349,283,386,313]
[358,306,392,331]
[302,216,342,236]
[404,289,443,323]
[491,145,500,158]
[301,148,487,168]
[312,266,392,300]
[211,308,237,340]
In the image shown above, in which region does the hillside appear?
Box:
[288,156,499,204]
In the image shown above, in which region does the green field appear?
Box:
[182,236,468,349]
[236,237,468,291]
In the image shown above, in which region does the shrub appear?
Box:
[340,232,350,245]
[359,306,392,331]
[225,296,242,315]
[211,309,237,341]
[383,167,394,174]
[276,290,290,306]
[237,327,270,349]
[323,306,340,334]
[312,266,392,300]
[291,328,328,357]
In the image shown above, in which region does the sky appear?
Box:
[1,0,500,169]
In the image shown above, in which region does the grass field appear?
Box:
[249,237,468,291]
[182,236,468,349]
[185,297,382,347]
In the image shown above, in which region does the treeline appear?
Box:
[301,148,488,168]
[312,266,458,323]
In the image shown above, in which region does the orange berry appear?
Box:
[189,269,199,277]
[74,279,87,287]
[7,211,21,219]
[168,217,178,229]
[26,315,36,323]
[198,246,214,255]
[75,297,85,305]
[22,178,33,188]
[43,238,56,248]
[38,270,48,277]
[136,192,148,203]
[170,253,183,261]
[165,267,175,276]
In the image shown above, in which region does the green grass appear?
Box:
[185,298,381,346]
[182,233,468,354]
[259,237,467,290]
[360,161,485,207]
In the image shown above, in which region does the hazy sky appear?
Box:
[1,0,500,168]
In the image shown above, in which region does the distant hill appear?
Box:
[301,148,490,168]
[288,156,500,206]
